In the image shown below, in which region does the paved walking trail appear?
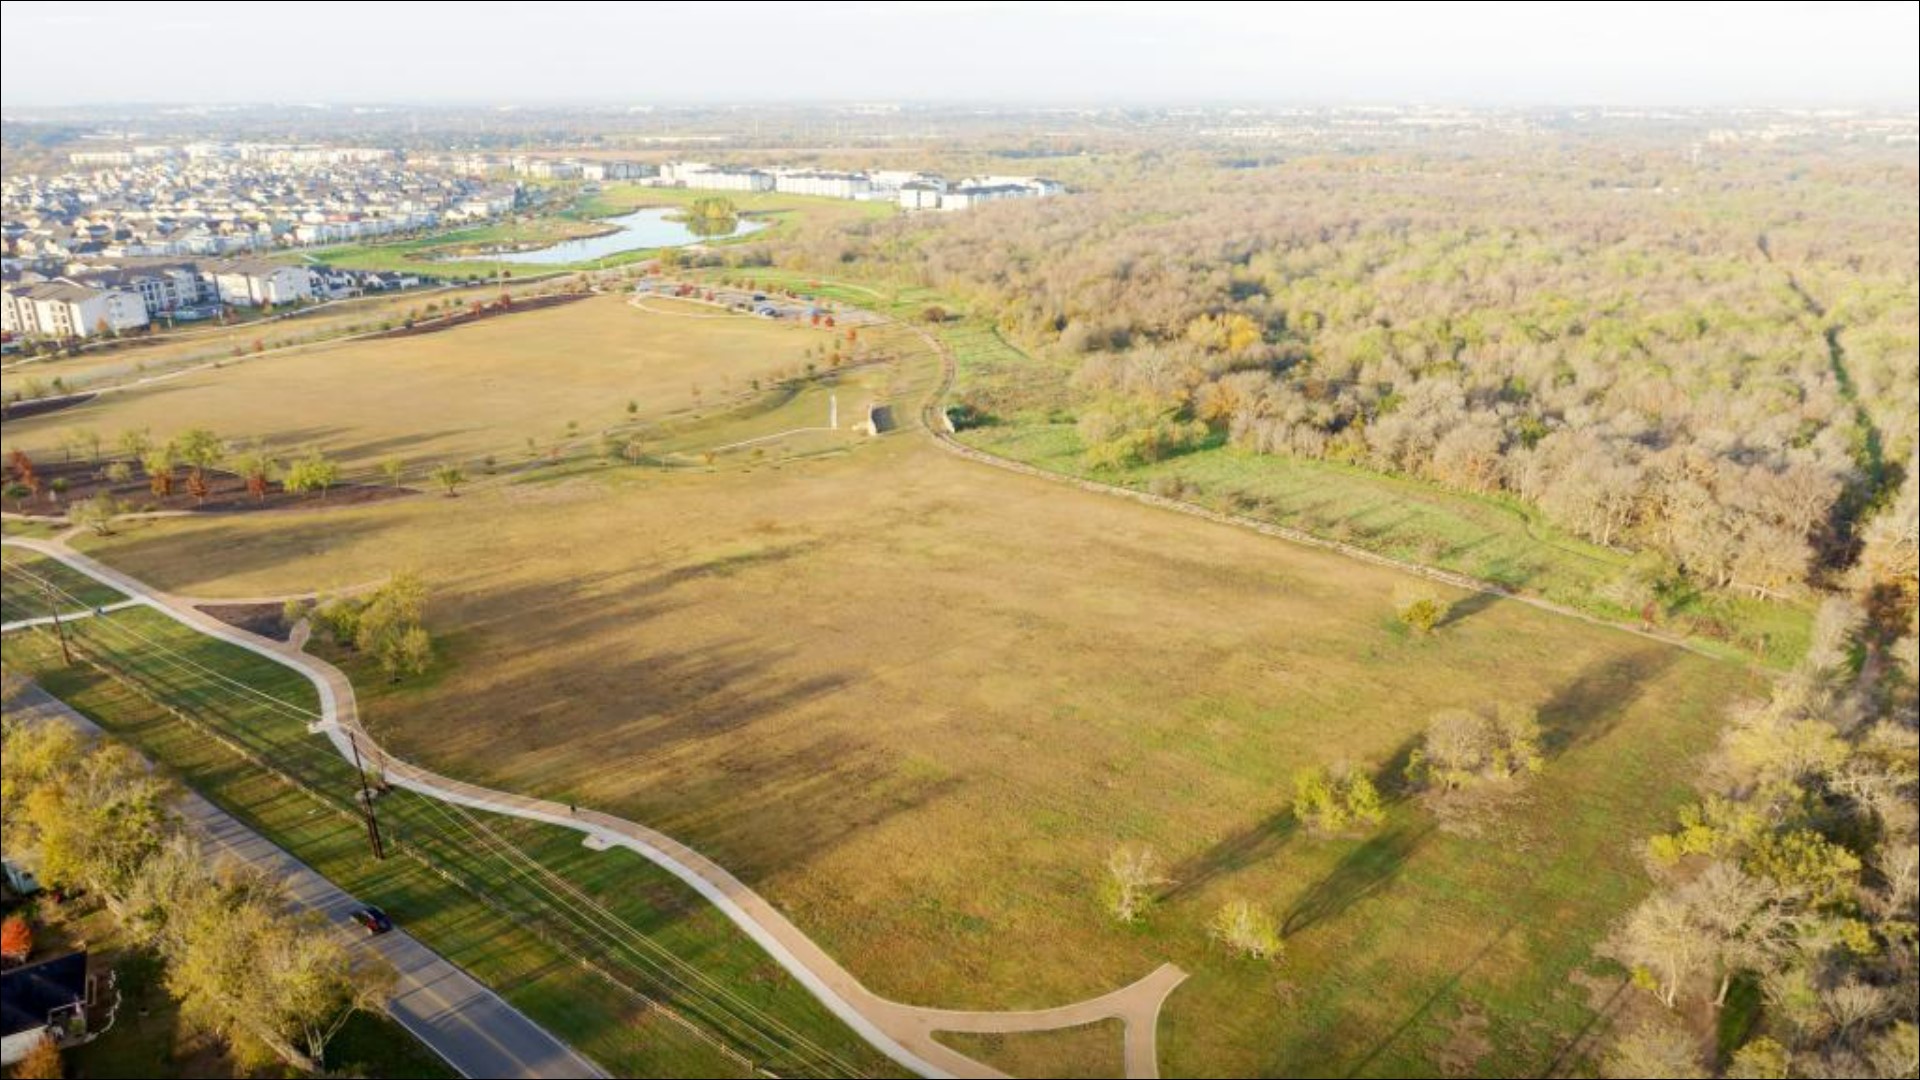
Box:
[0,681,609,1080]
[1,534,1188,1079]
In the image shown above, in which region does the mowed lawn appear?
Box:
[66,429,1756,1076]
[1,548,128,621]
[2,294,828,470]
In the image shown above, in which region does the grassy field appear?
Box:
[11,279,1771,1076]
[57,424,1756,1076]
[0,281,566,403]
[0,609,902,1079]
[1,548,127,620]
[1,295,849,473]
[935,1021,1125,1079]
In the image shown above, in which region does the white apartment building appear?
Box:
[2,279,150,338]
[70,264,204,314]
[774,170,872,199]
[204,259,314,307]
[663,162,774,192]
[898,181,946,210]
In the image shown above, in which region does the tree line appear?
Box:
[0,679,395,1074]
[771,143,1918,603]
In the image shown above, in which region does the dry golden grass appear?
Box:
[36,299,1759,1075]
[1,281,555,400]
[4,295,830,469]
[72,427,1753,1075]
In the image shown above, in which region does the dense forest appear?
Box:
[776,142,1919,606]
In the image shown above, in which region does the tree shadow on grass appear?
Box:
[1283,821,1433,937]
[1163,736,1426,903]
[1339,915,1520,1078]
[1435,588,1504,629]
[1160,808,1300,904]
[1535,647,1677,759]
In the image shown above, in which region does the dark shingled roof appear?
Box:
[1,951,88,1038]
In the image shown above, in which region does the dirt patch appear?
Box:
[365,292,592,341]
[196,601,293,642]
[4,459,413,517]
[1435,1000,1494,1076]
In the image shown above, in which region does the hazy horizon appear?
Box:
[3,0,1916,109]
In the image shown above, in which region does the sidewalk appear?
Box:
[2,682,608,1080]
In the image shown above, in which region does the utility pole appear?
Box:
[39,578,73,665]
[346,730,387,860]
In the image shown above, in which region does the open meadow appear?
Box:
[1,294,857,473]
[0,279,573,402]
[20,295,1763,1075]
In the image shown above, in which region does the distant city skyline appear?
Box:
[2,1,1916,109]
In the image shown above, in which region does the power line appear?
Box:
[4,557,868,1077]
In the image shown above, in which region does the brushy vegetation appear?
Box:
[1597,482,1917,1079]
[768,144,1916,654]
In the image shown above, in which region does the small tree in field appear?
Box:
[4,481,28,511]
[1208,899,1284,960]
[1405,703,1544,792]
[69,495,124,537]
[1103,844,1169,923]
[233,452,278,502]
[142,444,176,497]
[1396,585,1452,635]
[380,458,404,488]
[103,461,133,486]
[117,427,152,462]
[431,463,465,496]
[1293,763,1387,834]
[284,453,339,500]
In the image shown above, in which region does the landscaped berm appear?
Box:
[5,295,1755,1078]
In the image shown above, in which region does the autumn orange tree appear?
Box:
[0,914,31,963]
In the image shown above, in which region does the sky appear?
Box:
[2,0,1915,108]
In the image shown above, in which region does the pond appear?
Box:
[440,207,767,264]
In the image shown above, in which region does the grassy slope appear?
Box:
[1,609,901,1079]
[1,295,837,472]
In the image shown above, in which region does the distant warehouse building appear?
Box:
[897,180,947,211]
[938,184,1034,211]
[774,170,872,199]
[1,279,149,338]
[662,162,774,193]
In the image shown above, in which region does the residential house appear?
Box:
[0,952,91,1067]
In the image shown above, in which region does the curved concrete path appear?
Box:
[1,534,1187,1079]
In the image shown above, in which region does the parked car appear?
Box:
[350,905,393,935]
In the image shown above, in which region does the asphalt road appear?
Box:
[4,684,607,1080]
